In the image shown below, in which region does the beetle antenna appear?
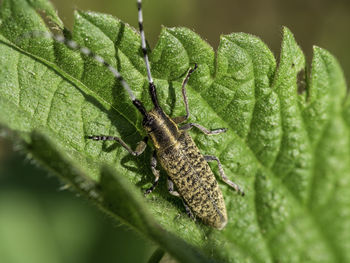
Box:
[17,31,148,116]
[137,0,160,109]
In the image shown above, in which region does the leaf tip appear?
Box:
[312,45,334,59]
[281,26,292,34]
[281,26,296,43]
[312,45,343,71]
[74,9,86,20]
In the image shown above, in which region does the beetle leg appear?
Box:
[88,135,148,156]
[167,177,180,197]
[204,155,245,196]
[182,200,195,220]
[145,151,160,195]
[173,64,198,124]
[180,123,227,135]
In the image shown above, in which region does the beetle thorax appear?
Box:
[143,108,181,150]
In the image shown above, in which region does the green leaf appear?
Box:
[1,0,349,262]
[28,130,209,263]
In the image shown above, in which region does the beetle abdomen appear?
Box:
[157,132,228,229]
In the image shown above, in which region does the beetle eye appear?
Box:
[143,115,154,127]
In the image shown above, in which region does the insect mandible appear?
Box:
[44,0,245,229]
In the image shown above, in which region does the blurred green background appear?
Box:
[1,0,349,262]
[0,136,154,263]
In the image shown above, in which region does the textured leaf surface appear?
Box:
[1,0,350,262]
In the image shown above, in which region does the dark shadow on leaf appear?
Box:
[167,81,176,117]
[102,142,119,153]
[120,154,146,175]
[114,22,125,72]
[83,93,142,149]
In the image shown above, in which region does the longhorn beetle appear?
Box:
[31,0,244,229]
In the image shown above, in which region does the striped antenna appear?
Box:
[137,0,160,108]
[17,31,148,116]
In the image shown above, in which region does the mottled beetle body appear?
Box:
[145,107,228,229]
[34,0,244,229]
